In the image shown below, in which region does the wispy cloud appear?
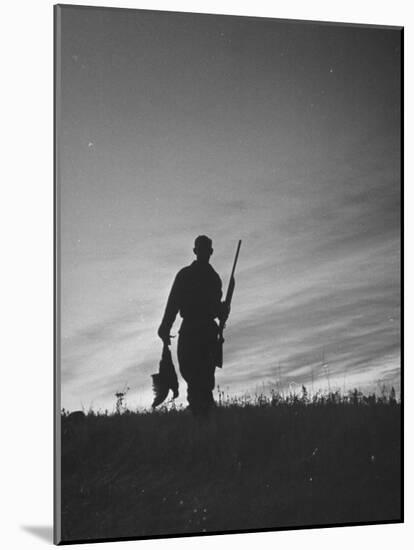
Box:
[59,10,401,410]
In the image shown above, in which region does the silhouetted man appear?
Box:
[158,236,229,415]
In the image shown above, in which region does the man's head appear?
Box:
[193,235,213,263]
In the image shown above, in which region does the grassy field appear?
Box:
[60,389,401,543]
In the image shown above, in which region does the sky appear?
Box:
[57,6,401,412]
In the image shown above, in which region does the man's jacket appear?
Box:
[159,261,223,333]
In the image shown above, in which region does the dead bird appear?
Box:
[151,344,179,408]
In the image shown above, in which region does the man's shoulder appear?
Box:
[177,264,193,274]
[208,264,222,282]
[174,264,193,281]
[176,262,221,283]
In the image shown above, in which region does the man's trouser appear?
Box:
[177,319,218,415]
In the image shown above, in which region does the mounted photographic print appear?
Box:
[54,4,403,545]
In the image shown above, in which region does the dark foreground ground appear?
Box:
[60,392,401,542]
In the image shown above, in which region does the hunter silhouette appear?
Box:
[158,236,229,415]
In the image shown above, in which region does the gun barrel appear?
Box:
[230,240,242,282]
[216,240,242,368]
[226,240,242,303]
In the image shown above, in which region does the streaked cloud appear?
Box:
[58,8,401,410]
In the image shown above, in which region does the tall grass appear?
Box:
[60,387,401,542]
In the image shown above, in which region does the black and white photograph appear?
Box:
[54,4,402,544]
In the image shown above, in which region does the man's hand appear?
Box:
[158,324,171,346]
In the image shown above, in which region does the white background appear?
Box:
[1,0,410,548]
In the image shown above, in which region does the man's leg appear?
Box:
[177,324,216,414]
[177,330,199,413]
[177,329,216,415]
[197,363,216,414]
[200,322,219,412]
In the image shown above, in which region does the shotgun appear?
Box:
[215,240,242,368]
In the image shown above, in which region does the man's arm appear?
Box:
[158,273,181,345]
[215,275,230,323]
[219,301,230,323]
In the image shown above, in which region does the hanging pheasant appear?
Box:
[151,343,179,408]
